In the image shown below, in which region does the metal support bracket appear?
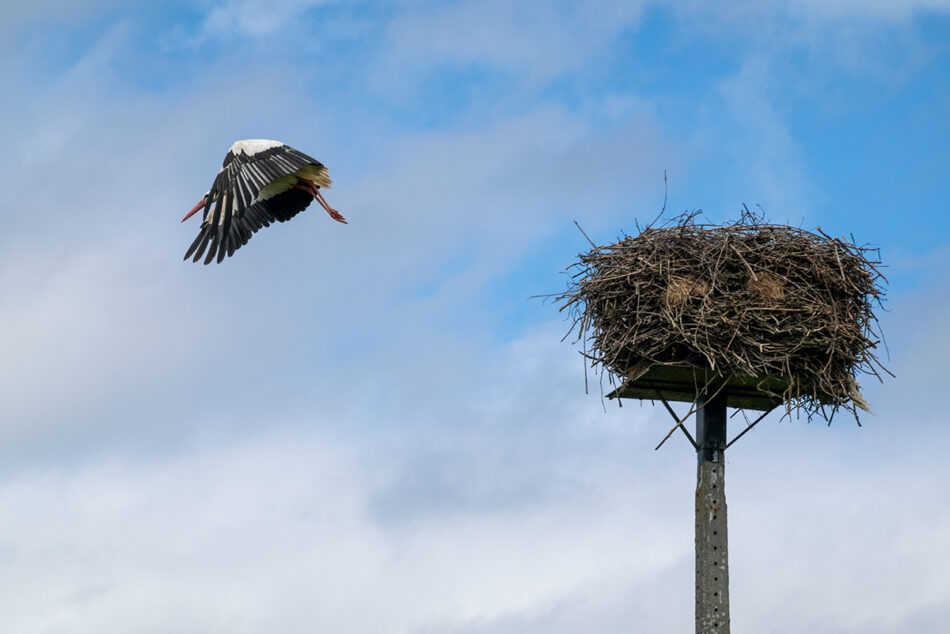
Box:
[725,406,775,449]
[655,390,698,450]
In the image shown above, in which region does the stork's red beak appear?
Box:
[181,198,206,222]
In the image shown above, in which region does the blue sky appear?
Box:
[1,1,949,632]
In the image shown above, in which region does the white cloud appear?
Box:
[201,0,337,38]
[787,0,950,19]
[712,58,815,218]
[675,0,950,24]
[0,0,131,36]
[0,326,691,633]
[0,307,948,632]
[379,0,649,86]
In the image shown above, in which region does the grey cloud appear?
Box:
[0,284,947,632]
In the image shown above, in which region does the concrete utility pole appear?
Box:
[695,391,729,633]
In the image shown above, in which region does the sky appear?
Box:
[1,1,949,632]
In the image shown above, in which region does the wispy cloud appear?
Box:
[200,0,338,38]
[379,0,648,85]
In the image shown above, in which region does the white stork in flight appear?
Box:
[182,139,346,264]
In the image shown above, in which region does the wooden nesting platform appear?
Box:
[606,364,787,411]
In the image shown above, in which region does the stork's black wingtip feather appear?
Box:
[184,231,203,261]
[190,230,212,263]
[203,238,218,265]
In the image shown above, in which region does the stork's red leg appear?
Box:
[305,181,347,224]
[294,179,347,224]
[313,189,347,224]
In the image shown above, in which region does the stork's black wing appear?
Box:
[183,187,316,264]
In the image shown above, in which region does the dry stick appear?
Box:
[573,220,596,248]
[732,244,758,281]
[655,403,698,451]
[644,170,669,230]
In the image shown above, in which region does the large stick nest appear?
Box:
[558,210,889,422]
